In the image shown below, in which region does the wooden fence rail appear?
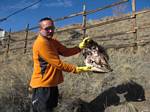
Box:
[2,9,150,55]
[16,0,129,32]
[1,0,150,56]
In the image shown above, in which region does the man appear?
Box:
[30,17,92,112]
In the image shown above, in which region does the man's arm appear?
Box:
[54,39,81,57]
[38,39,77,73]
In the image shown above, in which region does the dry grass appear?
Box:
[105,102,138,112]
[0,10,150,112]
[0,43,150,112]
[0,54,32,112]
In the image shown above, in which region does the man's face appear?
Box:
[39,20,55,38]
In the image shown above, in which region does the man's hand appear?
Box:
[76,66,92,73]
[79,37,91,49]
[28,86,33,94]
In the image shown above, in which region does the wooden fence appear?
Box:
[1,0,150,56]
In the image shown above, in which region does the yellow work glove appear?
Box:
[79,37,92,49]
[76,66,92,73]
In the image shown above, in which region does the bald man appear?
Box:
[30,17,92,112]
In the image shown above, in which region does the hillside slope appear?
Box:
[0,10,150,112]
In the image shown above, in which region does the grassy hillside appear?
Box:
[1,44,150,112]
[0,10,150,112]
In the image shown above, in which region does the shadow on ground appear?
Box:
[69,80,145,112]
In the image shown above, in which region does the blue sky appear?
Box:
[0,0,150,32]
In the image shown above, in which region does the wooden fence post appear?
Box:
[132,0,136,17]
[132,0,137,32]
[6,28,11,55]
[131,0,138,53]
[82,2,87,38]
[24,24,29,54]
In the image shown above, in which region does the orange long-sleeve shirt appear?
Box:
[30,35,81,88]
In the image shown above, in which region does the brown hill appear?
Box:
[0,9,150,112]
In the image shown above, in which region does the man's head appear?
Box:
[39,17,55,38]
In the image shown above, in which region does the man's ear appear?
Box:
[39,22,43,29]
[39,24,42,30]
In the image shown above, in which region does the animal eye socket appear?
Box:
[87,52,92,55]
[92,46,96,49]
